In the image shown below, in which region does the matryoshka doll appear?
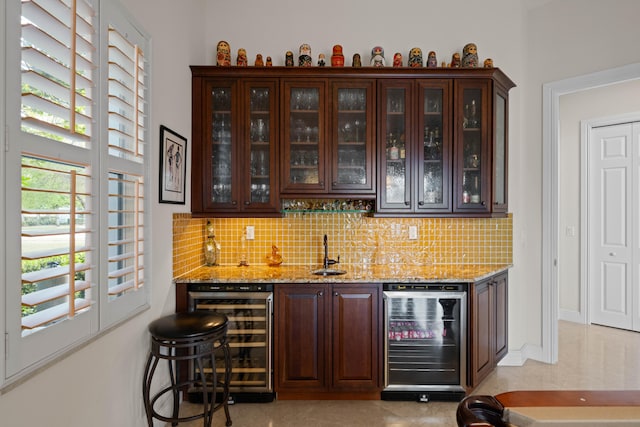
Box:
[426,51,438,68]
[352,53,362,67]
[285,51,294,67]
[298,43,312,67]
[266,56,273,67]
[450,52,461,68]
[392,52,403,67]
[216,40,231,66]
[331,45,345,67]
[483,58,494,68]
[408,47,423,67]
[237,48,248,66]
[254,54,264,67]
[317,53,326,67]
[462,43,479,68]
[370,46,385,67]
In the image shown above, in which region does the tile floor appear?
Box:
[174,321,640,426]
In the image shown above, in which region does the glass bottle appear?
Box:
[204,220,220,266]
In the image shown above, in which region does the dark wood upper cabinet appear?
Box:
[190,67,514,217]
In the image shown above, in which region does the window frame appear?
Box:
[1,0,151,388]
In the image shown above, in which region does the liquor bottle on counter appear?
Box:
[204,220,220,266]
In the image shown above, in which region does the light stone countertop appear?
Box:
[174,263,511,284]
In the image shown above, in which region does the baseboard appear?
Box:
[559,308,585,323]
[498,343,546,366]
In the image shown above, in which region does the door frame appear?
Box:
[542,62,640,364]
[582,115,640,328]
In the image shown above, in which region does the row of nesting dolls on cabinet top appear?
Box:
[216,41,494,69]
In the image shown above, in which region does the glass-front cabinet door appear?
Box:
[417,80,452,213]
[281,80,327,193]
[454,80,491,213]
[242,80,279,213]
[205,80,236,210]
[377,81,412,213]
[492,88,508,214]
[330,80,375,194]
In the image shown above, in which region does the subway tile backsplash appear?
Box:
[172,213,512,278]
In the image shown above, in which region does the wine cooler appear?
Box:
[382,283,467,402]
[187,283,274,403]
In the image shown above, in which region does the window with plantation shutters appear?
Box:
[3,0,150,384]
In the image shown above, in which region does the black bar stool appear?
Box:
[142,311,232,426]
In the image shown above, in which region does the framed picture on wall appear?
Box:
[159,125,187,204]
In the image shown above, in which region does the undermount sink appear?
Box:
[311,268,347,276]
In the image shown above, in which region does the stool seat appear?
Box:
[149,311,227,340]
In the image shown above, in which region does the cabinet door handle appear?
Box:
[333,181,337,186]
[232,200,237,205]
[418,200,425,206]
[481,201,486,206]
[244,201,250,205]
[334,292,339,296]
[319,181,324,186]
[318,291,324,297]
[404,200,410,206]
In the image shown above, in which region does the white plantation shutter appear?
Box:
[107,24,145,162]
[99,3,149,328]
[21,0,95,147]
[20,157,94,332]
[3,0,150,383]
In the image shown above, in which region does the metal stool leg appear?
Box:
[222,340,232,426]
[167,352,179,427]
[142,352,159,427]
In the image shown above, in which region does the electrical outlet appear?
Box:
[408,226,418,240]
[246,226,255,240]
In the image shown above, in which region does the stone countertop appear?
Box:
[174,264,511,284]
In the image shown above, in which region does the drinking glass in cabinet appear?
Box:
[250,118,267,142]
[212,88,231,110]
[250,88,269,111]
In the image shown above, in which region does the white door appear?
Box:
[589,122,640,331]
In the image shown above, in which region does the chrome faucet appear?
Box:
[323,234,339,269]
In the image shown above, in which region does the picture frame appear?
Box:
[159,125,187,204]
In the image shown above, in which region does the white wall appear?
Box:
[558,80,640,320]
[0,0,639,426]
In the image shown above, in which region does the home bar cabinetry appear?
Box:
[190,66,514,217]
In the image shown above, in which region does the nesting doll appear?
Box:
[265,56,273,67]
[331,45,345,67]
[298,43,312,67]
[317,53,326,67]
[370,46,385,67]
[462,43,479,68]
[285,51,294,67]
[392,52,403,67]
[254,54,264,67]
[483,58,494,68]
[216,40,231,66]
[426,51,438,68]
[450,52,461,68]
[236,48,248,66]
[408,47,423,67]
[352,53,362,67]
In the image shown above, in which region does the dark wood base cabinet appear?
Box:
[274,283,382,399]
[469,272,508,388]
